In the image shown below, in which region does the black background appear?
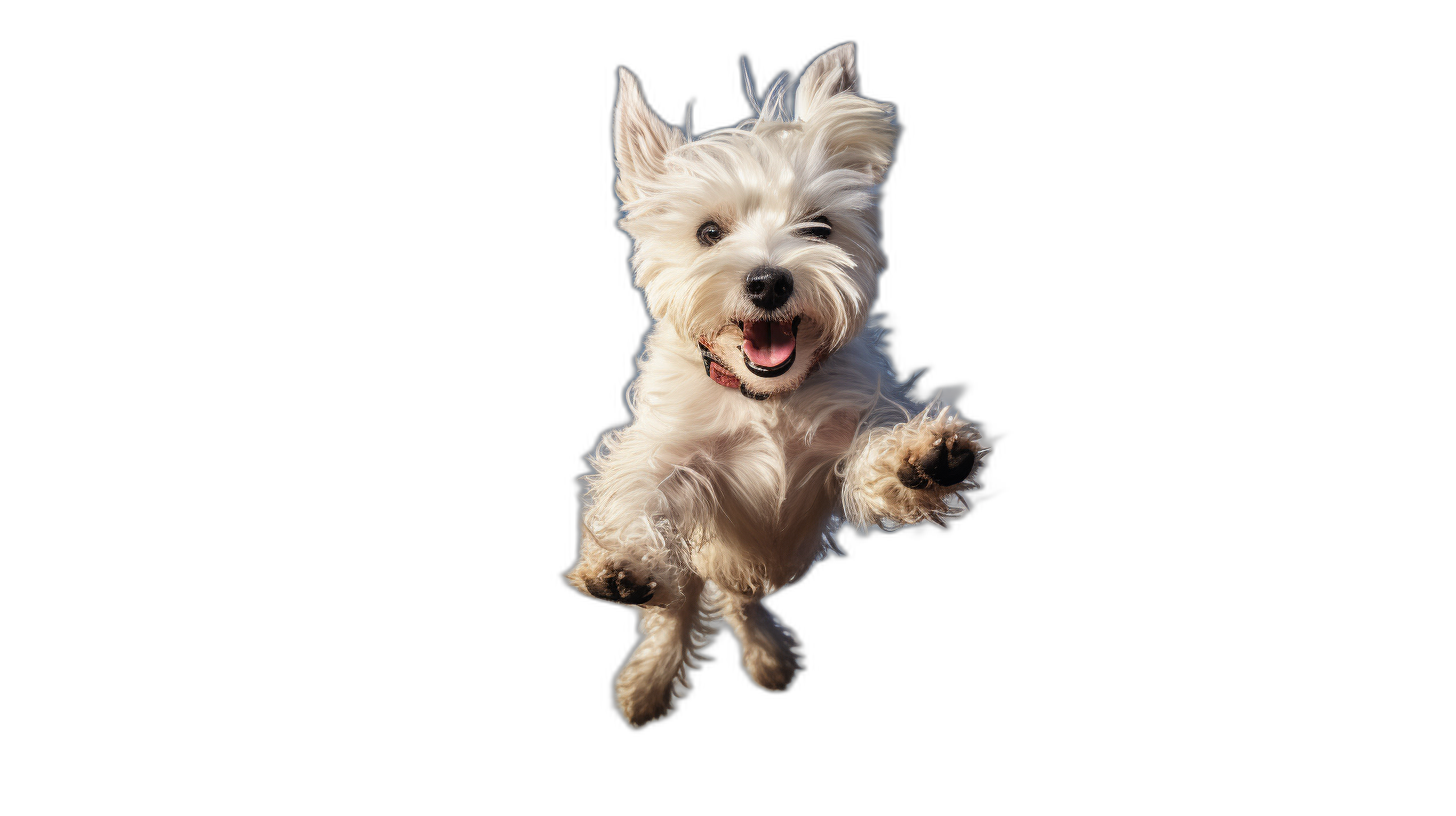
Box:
[286,30,1217,757]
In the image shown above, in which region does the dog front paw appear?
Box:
[571,559,659,605]
[897,428,983,489]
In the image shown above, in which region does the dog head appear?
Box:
[613,44,896,398]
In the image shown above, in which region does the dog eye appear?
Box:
[696,221,725,246]
[800,216,831,241]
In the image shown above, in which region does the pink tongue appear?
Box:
[743,320,796,367]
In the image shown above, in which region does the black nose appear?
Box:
[745,266,794,312]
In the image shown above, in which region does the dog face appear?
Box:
[613,45,897,398]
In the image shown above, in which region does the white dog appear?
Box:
[569,44,987,725]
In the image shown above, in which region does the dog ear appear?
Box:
[614,67,685,203]
[794,43,895,183]
[794,42,857,117]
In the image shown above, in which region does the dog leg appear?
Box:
[568,525,685,608]
[571,427,724,608]
[719,591,800,691]
[841,406,987,528]
[616,572,711,726]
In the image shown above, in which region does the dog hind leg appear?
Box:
[616,573,711,726]
[720,592,800,691]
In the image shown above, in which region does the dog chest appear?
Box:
[680,413,852,590]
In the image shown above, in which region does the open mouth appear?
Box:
[697,315,818,400]
[738,316,800,378]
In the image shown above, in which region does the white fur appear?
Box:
[569,44,986,726]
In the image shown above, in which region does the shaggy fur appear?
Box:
[569,44,988,726]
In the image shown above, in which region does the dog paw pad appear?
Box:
[898,432,981,488]
[585,566,656,605]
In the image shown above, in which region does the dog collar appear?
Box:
[697,339,770,400]
[696,338,824,401]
